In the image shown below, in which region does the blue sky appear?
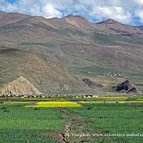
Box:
[6,0,18,3]
[1,0,143,25]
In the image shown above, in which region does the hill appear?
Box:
[0,11,143,94]
[0,76,41,95]
[0,48,89,94]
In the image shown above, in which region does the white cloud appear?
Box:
[42,4,62,18]
[90,6,132,24]
[134,0,143,5]
[138,11,143,22]
[0,0,143,25]
[135,10,143,22]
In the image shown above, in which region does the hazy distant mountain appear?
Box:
[0,11,143,94]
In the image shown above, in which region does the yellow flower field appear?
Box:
[98,96,128,99]
[79,101,126,104]
[26,101,82,108]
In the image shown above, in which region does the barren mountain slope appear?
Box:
[0,11,143,93]
[0,48,89,94]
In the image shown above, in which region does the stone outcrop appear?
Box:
[0,76,41,96]
[126,87,138,94]
[113,80,139,94]
[82,78,103,89]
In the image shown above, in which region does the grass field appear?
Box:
[0,104,64,143]
[0,96,143,143]
[68,103,143,143]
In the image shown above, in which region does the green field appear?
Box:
[0,96,143,143]
[0,104,64,143]
[68,103,143,143]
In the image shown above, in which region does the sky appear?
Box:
[0,0,143,25]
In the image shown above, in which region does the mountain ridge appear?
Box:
[1,10,143,36]
[0,10,143,94]
[1,10,143,27]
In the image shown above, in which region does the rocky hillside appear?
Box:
[0,76,41,95]
[0,49,89,94]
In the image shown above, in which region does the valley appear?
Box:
[0,10,143,143]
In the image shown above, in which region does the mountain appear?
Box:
[96,19,143,35]
[0,11,143,94]
[0,11,29,26]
